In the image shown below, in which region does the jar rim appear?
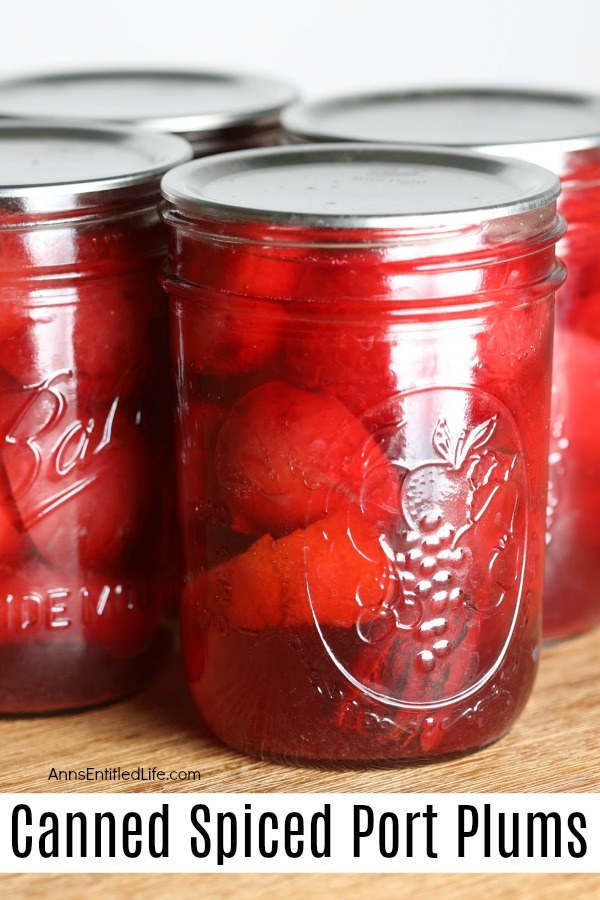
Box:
[0,69,298,136]
[160,143,561,236]
[0,120,192,218]
[281,87,600,176]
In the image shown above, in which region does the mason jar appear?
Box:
[0,122,191,712]
[0,70,297,158]
[161,144,564,763]
[283,88,600,642]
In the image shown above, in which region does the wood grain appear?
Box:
[0,628,598,793]
[1,873,599,899]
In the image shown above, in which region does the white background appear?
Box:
[2,0,600,100]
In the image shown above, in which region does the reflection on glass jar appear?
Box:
[162,144,564,763]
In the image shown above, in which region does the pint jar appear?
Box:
[283,89,600,641]
[0,122,191,712]
[0,70,297,158]
[162,144,564,763]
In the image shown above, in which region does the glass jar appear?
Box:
[0,122,191,712]
[283,89,600,642]
[0,70,297,158]
[161,144,564,763]
[546,158,600,639]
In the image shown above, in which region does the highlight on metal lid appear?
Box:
[282,88,600,171]
[160,142,561,231]
[0,70,298,137]
[0,120,192,214]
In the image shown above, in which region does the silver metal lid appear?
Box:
[0,121,192,215]
[0,70,297,137]
[282,89,600,173]
[161,143,560,230]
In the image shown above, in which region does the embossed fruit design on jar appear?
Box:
[162,144,564,762]
[283,89,600,641]
[0,122,191,712]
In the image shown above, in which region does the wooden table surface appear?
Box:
[1,628,598,794]
[1,873,599,900]
[1,627,598,896]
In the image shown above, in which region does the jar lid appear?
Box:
[0,121,192,215]
[161,143,560,230]
[0,70,297,138]
[282,89,600,173]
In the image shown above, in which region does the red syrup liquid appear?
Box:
[0,215,172,712]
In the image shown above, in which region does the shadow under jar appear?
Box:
[0,122,191,713]
[283,88,600,642]
[162,144,564,764]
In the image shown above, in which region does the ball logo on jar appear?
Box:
[305,385,528,710]
[1,370,120,526]
[0,368,156,629]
